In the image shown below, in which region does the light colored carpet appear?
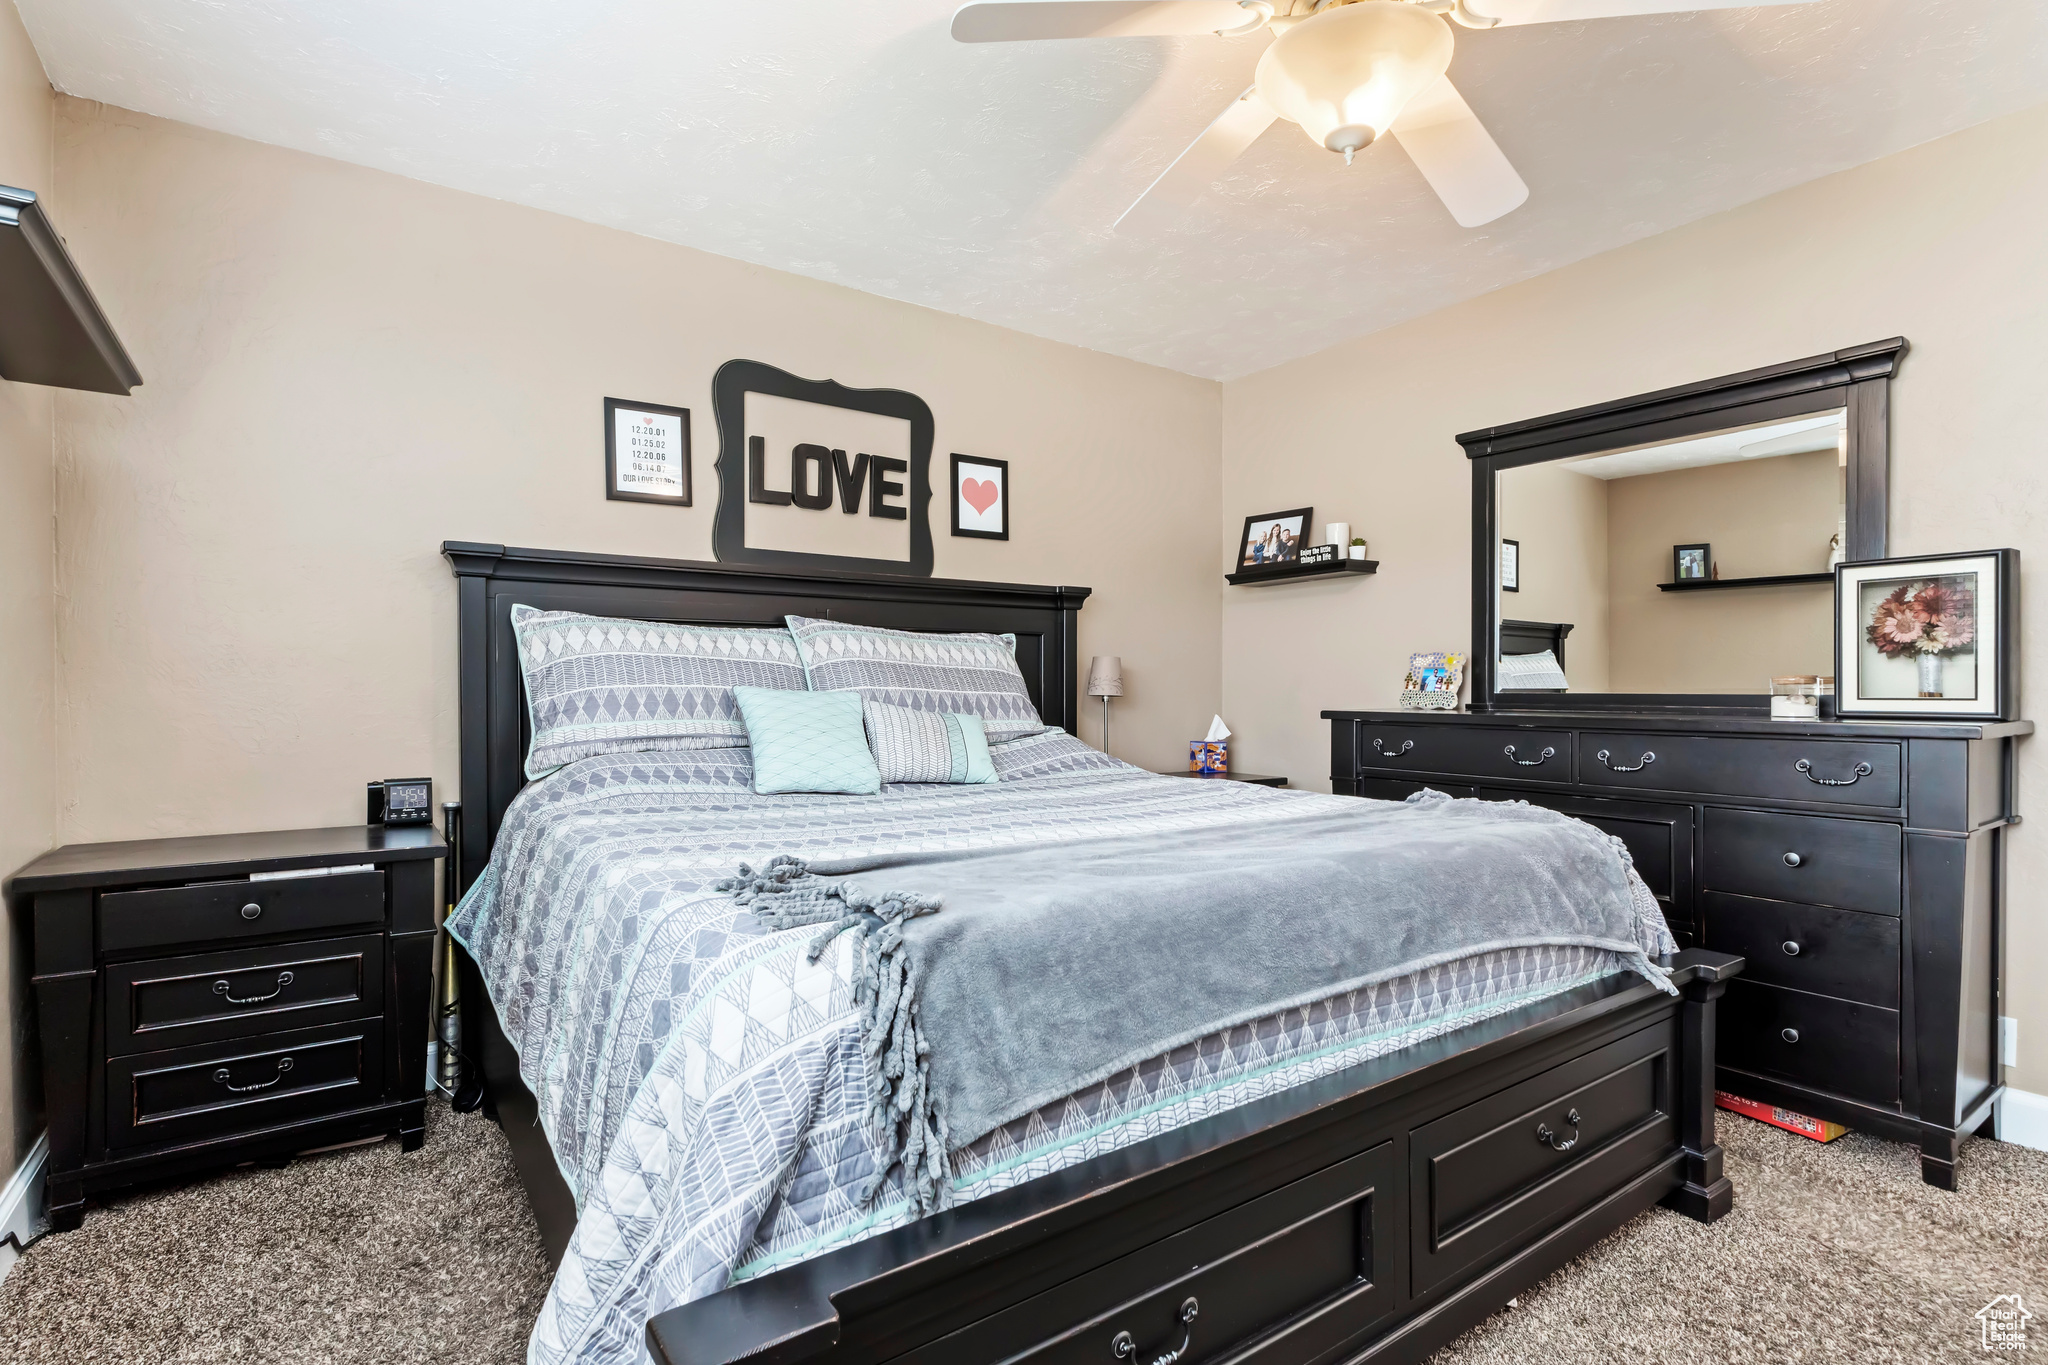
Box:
[2,1102,2043,1363]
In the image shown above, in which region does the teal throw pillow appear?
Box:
[733,686,882,796]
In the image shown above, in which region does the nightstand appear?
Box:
[1157,771,1289,788]
[8,825,444,1231]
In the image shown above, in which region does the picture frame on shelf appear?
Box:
[1673,543,1710,582]
[1500,538,1519,592]
[604,397,691,506]
[950,453,1009,540]
[1236,507,1312,572]
[1834,549,2017,720]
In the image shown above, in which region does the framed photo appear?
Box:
[605,397,691,506]
[1237,507,1312,572]
[1673,543,1711,582]
[950,453,1009,540]
[1835,549,2017,720]
[1500,538,1520,592]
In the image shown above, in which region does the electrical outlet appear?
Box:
[2001,1016,2019,1068]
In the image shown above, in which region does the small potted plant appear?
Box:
[1348,537,1368,561]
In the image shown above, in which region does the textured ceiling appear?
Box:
[16,0,2048,379]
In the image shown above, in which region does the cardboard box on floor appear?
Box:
[1716,1091,1848,1143]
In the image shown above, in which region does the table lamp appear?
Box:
[1087,656,1124,755]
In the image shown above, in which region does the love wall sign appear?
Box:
[712,359,1010,575]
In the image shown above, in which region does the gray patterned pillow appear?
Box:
[513,605,807,777]
[864,700,997,784]
[785,615,1047,742]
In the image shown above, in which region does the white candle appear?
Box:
[1325,521,1350,547]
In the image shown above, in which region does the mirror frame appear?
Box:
[1461,338,1906,713]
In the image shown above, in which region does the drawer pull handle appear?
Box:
[1781,1028,1800,1044]
[1372,738,1415,758]
[1535,1108,1581,1152]
[1595,749,1655,773]
[1782,852,1803,868]
[213,1056,293,1093]
[1111,1297,1199,1365]
[213,970,295,1006]
[1795,758,1873,787]
[1503,744,1556,767]
[240,902,263,921]
[1781,940,1802,956]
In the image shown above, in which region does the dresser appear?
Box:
[9,825,443,1230]
[1322,709,2028,1187]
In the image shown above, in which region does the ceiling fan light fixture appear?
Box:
[1254,1,1454,156]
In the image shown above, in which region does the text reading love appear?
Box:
[747,435,908,520]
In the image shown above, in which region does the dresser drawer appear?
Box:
[1352,722,1574,784]
[1577,734,1901,809]
[105,934,386,1057]
[1719,980,1899,1105]
[1410,1022,1675,1295]
[1481,790,1690,912]
[100,871,384,954]
[1347,777,1478,802]
[1702,809,1902,916]
[894,1142,1399,1365]
[1702,894,1898,1008]
[107,1018,385,1151]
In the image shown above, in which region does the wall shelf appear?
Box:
[0,185,143,395]
[1227,559,1378,586]
[1658,572,1833,593]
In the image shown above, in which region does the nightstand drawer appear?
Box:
[107,1018,385,1151]
[100,871,384,953]
[105,935,386,1057]
[1702,809,1901,916]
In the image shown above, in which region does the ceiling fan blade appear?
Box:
[1456,0,1820,27]
[952,1,1260,42]
[1389,76,1529,227]
[1115,87,1279,228]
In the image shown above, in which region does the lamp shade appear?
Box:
[1255,1,1453,157]
[1087,656,1124,698]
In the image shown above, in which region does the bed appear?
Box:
[442,542,1741,1365]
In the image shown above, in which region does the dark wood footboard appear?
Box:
[630,949,1740,1365]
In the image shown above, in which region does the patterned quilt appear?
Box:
[449,730,1671,1365]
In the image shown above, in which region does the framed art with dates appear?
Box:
[605,397,692,506]
[1835,549,2017,720]
[951,453,1008,540]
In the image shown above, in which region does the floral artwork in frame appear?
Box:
[1835,550,2017,720]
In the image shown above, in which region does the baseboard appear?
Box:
[1996,1087,2048,1152]
[0,1131,50,1284]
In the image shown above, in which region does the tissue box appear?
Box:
[1189,741,1229,774]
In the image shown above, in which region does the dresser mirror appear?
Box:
[1460,340,1905,712]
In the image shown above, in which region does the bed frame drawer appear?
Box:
[894,1142,1401,1365]
[1352,722,1575,785]
[1577,734,1902,809]
[106,1018,386,1151]
[1702,894,1898,1009]
[104,934,386,1057]
[1410,1021,1676,1296]
[1702,809,1902,916]
[1718,980,1899,1105]
[100,870,385,954]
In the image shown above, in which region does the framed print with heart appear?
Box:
[951,453,1009,541]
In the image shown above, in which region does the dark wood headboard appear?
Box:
[1500,618,1574,668]
[444,542,1090,891]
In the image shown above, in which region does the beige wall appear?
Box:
[0,0,54,1176]
[1605,450,1838,693]
[1222,99,2048,1092]
[1498,461,1610,693]
[47,100,1222,851]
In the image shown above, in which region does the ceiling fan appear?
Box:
[951,0,1821,228]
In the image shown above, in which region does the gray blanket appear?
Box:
[720,790,1672,1211]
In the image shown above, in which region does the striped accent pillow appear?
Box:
[785,615,1047,742]
[513,605,807,777]
[864,701,997,785]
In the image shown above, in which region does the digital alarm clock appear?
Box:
[367,778,434,826]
